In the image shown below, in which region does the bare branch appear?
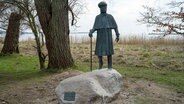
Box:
[68,6,75,26]
[138,2,184,37]
[68,0,86,26]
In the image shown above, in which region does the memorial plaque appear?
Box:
[64,92,76,101]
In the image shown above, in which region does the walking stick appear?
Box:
[90,37,92,71]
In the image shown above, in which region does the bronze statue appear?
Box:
[89,1,120,70]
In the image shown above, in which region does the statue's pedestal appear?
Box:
[55,68,123,104]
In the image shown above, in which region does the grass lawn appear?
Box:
[0,54,49,85]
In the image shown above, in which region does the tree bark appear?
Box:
[35,0,74,70]
[1,12,22,54]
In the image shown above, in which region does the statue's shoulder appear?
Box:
[96,13,113,17]
[96,14,101,18]
[106,13,112,16]
[106,13,114,18]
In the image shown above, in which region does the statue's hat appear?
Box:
[98,1,107,8]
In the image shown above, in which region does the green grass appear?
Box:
[0,54,48,85]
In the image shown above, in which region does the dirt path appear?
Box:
[0,71,183,104]
[111,78,184,104]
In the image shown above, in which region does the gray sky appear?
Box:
[71,0,179,35]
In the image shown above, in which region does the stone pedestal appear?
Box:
[55,68,122,104]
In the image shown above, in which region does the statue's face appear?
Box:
[100,6,107,13]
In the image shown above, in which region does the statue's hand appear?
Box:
[89,33,93,37]
[115,33,120,42]
[89,30,93,37]
[115,37,119,42]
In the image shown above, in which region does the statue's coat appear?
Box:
[92,13,118,56]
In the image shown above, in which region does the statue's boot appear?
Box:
[108,55,112,70]
[98,56,103,69]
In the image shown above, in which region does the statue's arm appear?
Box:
[114,28,120,37]
[110,14,120,38]
[114,28,120,42]
[89,28,96,37]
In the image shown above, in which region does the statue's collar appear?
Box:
[100,13,107,16]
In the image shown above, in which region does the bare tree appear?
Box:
[68,0,85,26]
[35,0,74,71]
[1,0,46,70]
[35,0,85,71]
[138,1,184,37]
[0,1,22,54]
[1,0,85,71]
[0,3,10,30]
[1,12,22,54]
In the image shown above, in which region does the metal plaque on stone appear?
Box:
[64,92,76,101]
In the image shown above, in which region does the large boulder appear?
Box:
[55,68,122,104]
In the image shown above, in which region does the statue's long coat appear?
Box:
[92,13,118,56]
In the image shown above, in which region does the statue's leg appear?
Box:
[107,55,112,69]
[98,56,103,69]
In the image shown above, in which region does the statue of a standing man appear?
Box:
[89,1,120,69]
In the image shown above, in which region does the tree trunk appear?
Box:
[48,0,74,69]
[1,12,22,54]
[35,0,74,70]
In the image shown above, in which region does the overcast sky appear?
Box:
[71,0,180,35]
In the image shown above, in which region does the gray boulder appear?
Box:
[55,68,122,104]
